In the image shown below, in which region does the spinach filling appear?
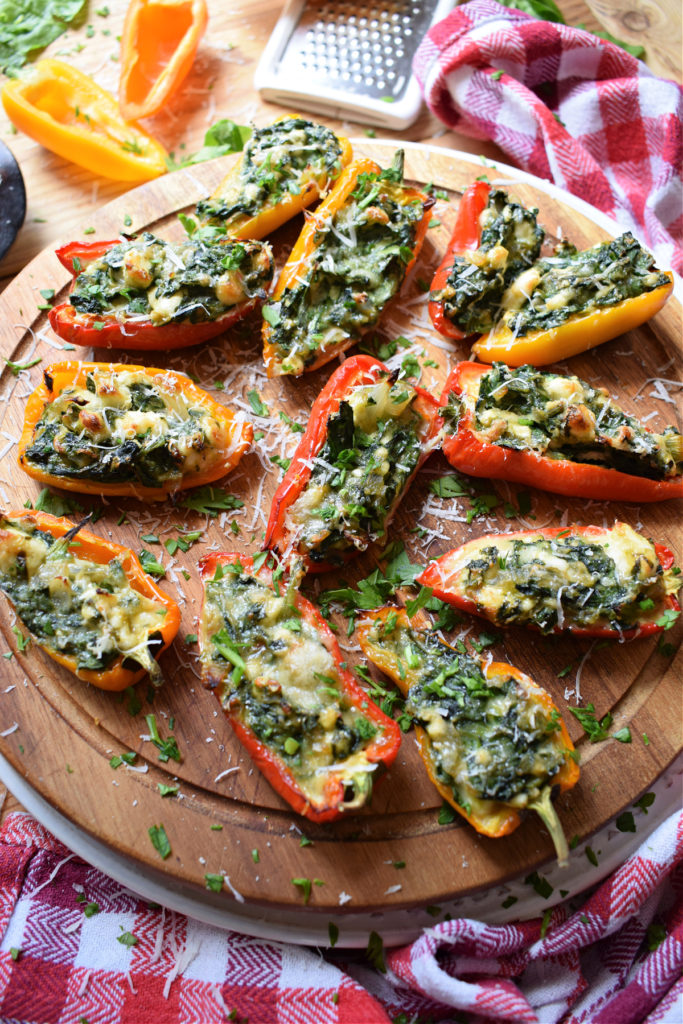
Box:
[287,377,426,565]
[0,518,164,674]
[454,362,682,479]
[370,620,566,808]
[24,368,226,488]
[196,118,344,225]
[202,569,379,804]
[69,234,272,325]
[266,151,426,373]
[504,234,670,337]
[462,528,677,632]
[432,189,544,334]
[432,188,668,336]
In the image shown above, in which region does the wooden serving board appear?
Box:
[0,141,680,927]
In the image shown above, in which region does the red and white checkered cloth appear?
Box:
[413,0,683,274]
[0,808,681,1023]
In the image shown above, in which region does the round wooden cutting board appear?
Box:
[0,141,680,944]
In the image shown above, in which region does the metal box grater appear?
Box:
[254,0,456,130]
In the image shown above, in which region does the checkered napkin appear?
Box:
[413,0,683,275]
[0,810,682,1023]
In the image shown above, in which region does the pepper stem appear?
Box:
[528,785,569,868]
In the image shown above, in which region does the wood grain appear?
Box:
[0,144,679,916]
[0,0,679,285]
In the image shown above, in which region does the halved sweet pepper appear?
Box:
[1,59,167,182]
[418,523,681,639]
[18,361,253,501]
[0,510,180,690]
[49,235,273,351]
[195,117,353,239]
[428,180,491,340]
[198,552,401,823]
[119,0,208,122]
[429,180,673,366]
[358,607,578,863]
[440,361,683,502]
[262,151,434,376]
[264,354,442,573]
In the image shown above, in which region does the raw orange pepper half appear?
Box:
[1,59,167,182]
[0,509,180,691]
[357,606,579,863]
[18,362,253,502]
[119,0,208,122]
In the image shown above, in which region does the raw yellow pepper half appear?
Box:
[1,59,168,182]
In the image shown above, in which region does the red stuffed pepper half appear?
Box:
[429,181,673,366]
[439,361,683,502]
[198,552,401,823]
[264,354,442,573]
[418,523,681,640]
[49,234,273,351]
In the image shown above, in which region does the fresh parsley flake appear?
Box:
[148,824,171,859]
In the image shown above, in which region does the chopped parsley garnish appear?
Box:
[34,489,84,517]
[139,549,165,578]
[634,792,655,813]
[247,390,269,417]
[109,752,136,769]
[292,877,312,903]
[328,922,339,947]
[145,713,181,763]
[616,811,636,832]
[524,871,553,899]
[148,824,171,859]
[438,801,457,825]
[568,703,612,743]
[365,930,386,973]
[158,783,179,797]
[5,356,41,375]
[117,929,138,947]
[180,487,244,517]
[204,873,224,892]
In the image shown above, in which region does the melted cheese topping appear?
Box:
[432,523,680,632]
[201,570,381,810]
[284,377,425,564]
[27,367,233,486]
[0,520,166,675]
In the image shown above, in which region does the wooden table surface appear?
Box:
[0,0,679,825]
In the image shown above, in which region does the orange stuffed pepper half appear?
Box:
[262,150,434,376]
[19,362,253,501]
[0,510,180,690]
[358,607,578,864]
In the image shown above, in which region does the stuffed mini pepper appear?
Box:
[419,523,681,639]
[429,182,673,365]
[358,607,578,864]
[198,553,401,822]
[265,355,441,572]
[49,233,273,350]
[195,117,352,238]
[262,150,434,376]
[0,511,180,689]
[440,361,683,502]
[18,362,253,501]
